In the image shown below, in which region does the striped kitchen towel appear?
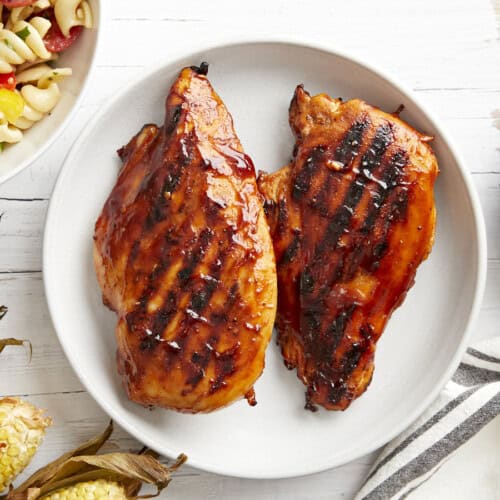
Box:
[355,337,500,500]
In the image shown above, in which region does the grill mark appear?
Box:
[177,227,213,285]
[366,185,409,272]
[150,290,177,336]
[310,149,406,346]
[183,283,241,392]
[324,304,358,357]
[309,164,335,218]
[189,282,218,314]
[326,333,374,406]
[172,232,245,392]
[144,133,196,229]
[209,343,239,394]
[340,150,409,280]
[166,104,182,134]
[297,124,395,407]
[175,245,233,391]
[129,225,214,347]
[335,119,369,166]
[280,229,301,264]
[301,150,409,401]
[300,123,393,298]
[186,342,212,388]
[277,199,289,236]
[318,154,408,404]
[292,146,325,200]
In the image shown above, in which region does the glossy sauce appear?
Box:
[93,66,277,413]
[258,86,438,411]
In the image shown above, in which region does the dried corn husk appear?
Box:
[0,307,31,359]
[4,422,187,499]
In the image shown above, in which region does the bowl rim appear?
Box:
[43,36,488,479]
[0,0,105,186]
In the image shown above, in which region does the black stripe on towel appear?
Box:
[365,385,479,483]
[362,391,500,500]
[467,347,500,365]
[399,462,446,500]
[452,363,500,387]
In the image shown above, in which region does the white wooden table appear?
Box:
[1,1,499,498]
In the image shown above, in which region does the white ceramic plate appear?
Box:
[43,40,487,479]
[0,0,102,185]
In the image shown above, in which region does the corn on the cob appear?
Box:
[41,479,128,499]
[0,397,51,492]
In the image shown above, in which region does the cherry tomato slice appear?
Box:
[0,0,38,7]
[0,73,16,91]
[41,9,83,53]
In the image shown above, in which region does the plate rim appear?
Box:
[0,0,106,186]
[43,36,487,479]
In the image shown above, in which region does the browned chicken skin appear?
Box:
[258,86,438,411]
[93,65,277,413]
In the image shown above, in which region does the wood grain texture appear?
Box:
[0,0,498,498]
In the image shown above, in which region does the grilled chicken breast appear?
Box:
[258,86,438,411]
[94,65,277,413]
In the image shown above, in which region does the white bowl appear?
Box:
[43,39,487,479]
[0,0,102,184]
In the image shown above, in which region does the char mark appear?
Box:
[334,119,369,166]
[292,146,325,200]
[166,105,182,134]
[299,269,314,295]
[280,230,301,264]
[186,343,212,388]
[139,334,158,352]
[316,123,393,256]
[177,228,213,285]
[340,149,408,278]
[277,199,289,236]
[324,340,368,406]
[189,281,218,314]
[209,344,239,394]
[325,305,357,355]
[129,227,213,341]
[163,170,182,194]
[298,124,395,379]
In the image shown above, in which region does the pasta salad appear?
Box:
[0,0,92,150]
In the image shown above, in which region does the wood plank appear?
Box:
[0,272,83,395]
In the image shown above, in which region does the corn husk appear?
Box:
[4,422,187,499]
[0,306,31,359]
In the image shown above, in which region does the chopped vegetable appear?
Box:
[14,27,30,42]
[0,73,16,91]
[0,0,38,7]
[0,90,25,124]
[40,11,83,53]
[0,398,52,494]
